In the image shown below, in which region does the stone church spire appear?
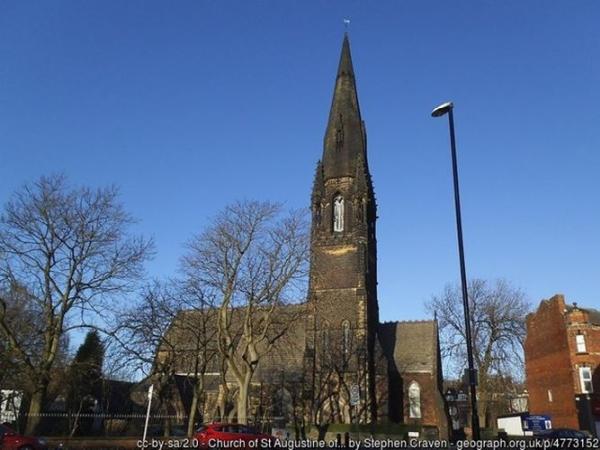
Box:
[307,34,379,424]
[322,33,366,181]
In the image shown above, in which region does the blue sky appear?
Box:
[1,1,599,323]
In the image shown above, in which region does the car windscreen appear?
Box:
[225,425,259,434]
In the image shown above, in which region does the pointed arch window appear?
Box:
[333,195,344,232]
[322,321,330,353]
[342,320,351,355]
[408,381,422,419]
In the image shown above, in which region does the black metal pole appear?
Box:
[447,108,481,440]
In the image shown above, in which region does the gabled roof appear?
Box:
[379,320,438,374]
[163,303,307,377]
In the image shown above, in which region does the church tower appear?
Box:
[307,34,379,423]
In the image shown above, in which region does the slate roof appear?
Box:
[164,303,307,379]
[587,309,600,325]
[378,320,438,374]
[322,33,366,181]
[566,304,600,326]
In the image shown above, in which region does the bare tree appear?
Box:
[115,279,220,436]
[0,174,152,433]
[115,281,183,436]
[181,200,309,424]
[0,281,45,390]
[427,278,530,428]
[309,324,379,428]
[256,365,306,436]
[177,283,220,436]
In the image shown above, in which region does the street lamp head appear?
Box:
[431,101,454,117]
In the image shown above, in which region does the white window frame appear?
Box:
[579,367,593,393]
[408,381,422,419]
[576,334,587,353]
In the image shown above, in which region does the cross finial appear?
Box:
[343,18,350,31]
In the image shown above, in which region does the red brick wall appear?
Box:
[525,295,579,429]
[402,372,447,438]
[566,309,600,395]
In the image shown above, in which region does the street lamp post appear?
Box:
[431,101,481,440]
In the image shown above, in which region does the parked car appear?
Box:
[147,424,187,437]
[195,423,276,449]
[0,423,48,450]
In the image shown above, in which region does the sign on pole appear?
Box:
[142,385,154,446]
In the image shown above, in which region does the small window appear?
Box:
[547,389,553,402]
[576,334,587,353]
[342,320,351,354]
[579,367,593,393]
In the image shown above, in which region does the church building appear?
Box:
[303,33,447,433]
[159,34,448,437]
[305,33,381,425]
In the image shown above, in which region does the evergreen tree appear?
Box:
[66,330,104,435]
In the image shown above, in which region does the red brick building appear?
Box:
[525,294,600,435]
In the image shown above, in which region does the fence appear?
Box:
[6,412,284,437]
[7,412,189,438]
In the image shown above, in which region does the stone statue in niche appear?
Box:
[333,196,344,232]
[314,203,322,227]
[355,198,364,223]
